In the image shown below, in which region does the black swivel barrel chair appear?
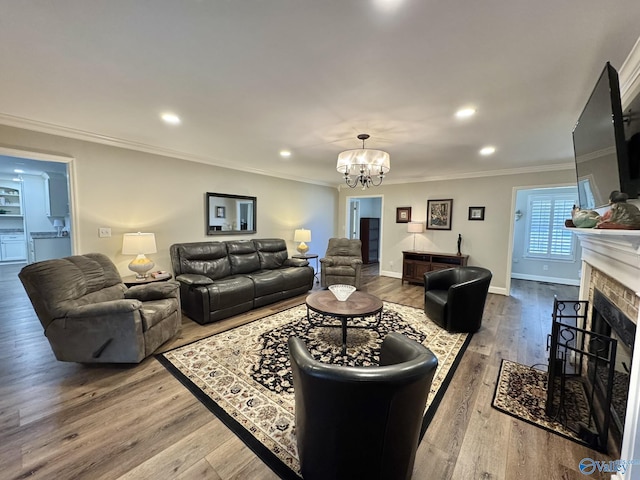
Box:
[423,266,492,333]
[288,333,438,480]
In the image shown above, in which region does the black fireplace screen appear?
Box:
[546,296,618,453]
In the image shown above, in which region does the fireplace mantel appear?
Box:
[571,228,640,294]
[572,228,640,479]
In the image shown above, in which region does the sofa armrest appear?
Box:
[319,257,334,267]
[125,281,179,301]
[65,299,142,318]
[175,274,214,286]
[284,258,309,267]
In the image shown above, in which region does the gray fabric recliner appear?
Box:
[288,333,438,480]
[19,253,181,363]
[320,237,363,289]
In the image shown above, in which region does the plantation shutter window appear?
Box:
[526,195,575,260]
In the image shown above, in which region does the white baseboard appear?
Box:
[511,272,580,286]
[380,270,401,279]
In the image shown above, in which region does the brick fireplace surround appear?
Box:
[573,229,640,480]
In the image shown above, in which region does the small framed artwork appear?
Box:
[468,206,485,221]
[426,199,453,230]
[216,206,226,218]
[396,207,412,223]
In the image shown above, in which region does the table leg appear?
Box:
[341,317,348,355]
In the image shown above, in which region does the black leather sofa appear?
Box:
[170,239,314,324]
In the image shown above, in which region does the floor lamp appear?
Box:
[407,222,423,250]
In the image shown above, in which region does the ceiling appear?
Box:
[1,1,639,186]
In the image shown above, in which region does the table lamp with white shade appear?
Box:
[407,222,423,250]
[53,219,64,237]
[294,228,311,255]
[122,232,157,279]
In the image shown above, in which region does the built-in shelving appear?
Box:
[0,184,23,217]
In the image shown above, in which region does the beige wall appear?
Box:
[338,169,578,294]
[0,125,338,275]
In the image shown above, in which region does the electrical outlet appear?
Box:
[543,264,549,271]
[99,227,111,238]
[389,260,394,268]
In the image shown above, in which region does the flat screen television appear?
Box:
[573,62,638,209]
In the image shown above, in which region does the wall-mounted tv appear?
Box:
[573,62,638,209]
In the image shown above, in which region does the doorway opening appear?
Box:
[0,148,75,265]
[346,195,383,275]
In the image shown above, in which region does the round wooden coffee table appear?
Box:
[305,290,383,354]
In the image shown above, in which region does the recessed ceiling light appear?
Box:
[479,146,496,156]
[13,169,24,173]
[455,108,476,119]
[279,150,292,158]
[161,112,181,125]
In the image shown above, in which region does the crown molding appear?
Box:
[383,161,575,185]
[0,113,334,188]
[620,36,640,109]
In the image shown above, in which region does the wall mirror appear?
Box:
[206,192,257,235]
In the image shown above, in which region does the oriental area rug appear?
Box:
[157,302,471,480]
[492,359,595,449]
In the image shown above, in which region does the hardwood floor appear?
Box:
[0,262,613,479]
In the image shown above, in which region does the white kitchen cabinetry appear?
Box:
[43,172,69,217]
[0,184,23,218]
[0,234,27,261]
[31,237,71,262]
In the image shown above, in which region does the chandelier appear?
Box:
[337,134,390,189]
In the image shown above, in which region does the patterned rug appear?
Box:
[157,302,471,479]
[492,359,598,449]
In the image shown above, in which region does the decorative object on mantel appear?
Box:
[457,234,462,256]
[569,206,600,228]
[294,228,311,254]
[396,206,411,223]
[337,134,390,189]
[596,191,640,229]
[426,199,453,230]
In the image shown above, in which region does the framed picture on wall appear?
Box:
[216,206,226,218]
[396,207,412,223]
[426,199,453,230]
[468,206,485,221]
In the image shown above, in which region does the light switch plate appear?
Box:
[99,227,111,238]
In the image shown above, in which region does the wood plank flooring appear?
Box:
[0,262,614,479]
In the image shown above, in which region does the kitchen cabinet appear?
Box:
[31,237,71,262]
[0,234,27,261]
[43,172,69,217]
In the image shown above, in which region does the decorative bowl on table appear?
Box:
[328,284,356,301]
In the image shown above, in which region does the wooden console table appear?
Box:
[402,250,469,285]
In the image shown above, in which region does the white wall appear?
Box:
[338,169,579,294]
[0,124,339,275]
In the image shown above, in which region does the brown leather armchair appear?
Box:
[319,237,363,289]
[288,333,438,480]
[423,266,492,333]
[19,253,181,363]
